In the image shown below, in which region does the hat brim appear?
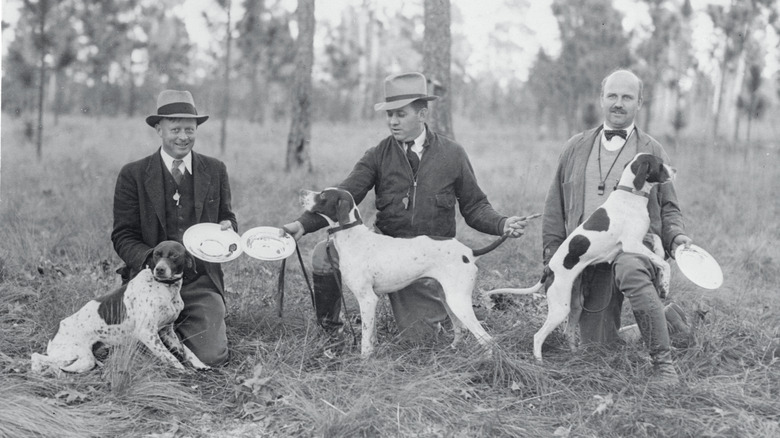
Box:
[146,114,209,127]
[374,95,437,112]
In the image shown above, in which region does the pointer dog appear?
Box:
[486,153,675,361]
[301,187,519,357]
[31,241,210,374]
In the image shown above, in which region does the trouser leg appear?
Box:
[387,278,450,342]
[175,275,228,367]
[619,302,692,345]
[578,263,623,345]
[613,253,678,384]
[311,240,343,329]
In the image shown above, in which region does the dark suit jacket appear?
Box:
[111,148,237,293]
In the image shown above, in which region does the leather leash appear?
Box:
[276,245,317,318]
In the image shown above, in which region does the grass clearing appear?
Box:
[1,114,778,437]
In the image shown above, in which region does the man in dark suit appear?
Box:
[112,90,237,366]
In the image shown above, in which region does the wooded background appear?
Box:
[3,0,779,166]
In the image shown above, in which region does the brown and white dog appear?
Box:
[31,241,210,374]
[486,153,675,361]
[301,187,516,357]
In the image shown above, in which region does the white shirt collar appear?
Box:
[601,123,635,152]
[403,127,427,156]
[160,149,192,175]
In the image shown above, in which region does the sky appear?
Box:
[175,0,777,82]
[1,0,778,82]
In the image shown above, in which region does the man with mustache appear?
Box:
[542,70,692,385]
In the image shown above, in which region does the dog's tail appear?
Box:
[472,213,542,257]
[484,266,551,296]
[485,282,544,296]
[472,234,509,257]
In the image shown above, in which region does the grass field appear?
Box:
[1,113,779,437]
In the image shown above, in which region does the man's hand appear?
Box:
[671,234,693,255]
[282,221,305,241]
[503,213,541,238]
[219,220,233,231]
[503,216,528,238]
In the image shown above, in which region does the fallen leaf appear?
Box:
[592,393,614,415]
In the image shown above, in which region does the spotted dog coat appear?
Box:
[486,153,675,361]
[31,241,210,374]
[301,188,510,357]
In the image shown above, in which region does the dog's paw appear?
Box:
[30,353,47,374]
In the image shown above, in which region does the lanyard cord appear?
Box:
[598,128,635,188]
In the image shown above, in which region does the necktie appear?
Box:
[604,129,627,141]
[405,141,419,175]
[171,159,183,185]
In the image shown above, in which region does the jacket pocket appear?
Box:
[435,193,456,209]
[430,192,456,235]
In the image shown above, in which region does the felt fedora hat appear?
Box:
[374,72,438,111]
[145,90,209,127]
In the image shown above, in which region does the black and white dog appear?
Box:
[31,241,210,374]
[487,153,675,361]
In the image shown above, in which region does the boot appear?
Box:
[633,308,679,386]
[312,273,343,333]
[650,349,679,386]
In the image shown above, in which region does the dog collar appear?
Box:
[154,277,183,285]
[327,219,364,235]
[616,185,650,198]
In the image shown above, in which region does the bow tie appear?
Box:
[604,129,627,141]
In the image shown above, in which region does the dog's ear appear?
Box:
[186,252,198,275]
[632,158,651,190]
[336,198,352,224]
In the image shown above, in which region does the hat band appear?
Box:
[385,93,427,103]
[157,102,198,116]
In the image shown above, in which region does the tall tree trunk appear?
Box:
[358,1,377,119]
[286,0,315,172]
[34,1,49,161]
[53,69,62,126]
[36,48,45,160]
[220,0,233,154]
[246,0,265,124]
[127,57,136,117]
[711,58,728,140]
[423,0,453,139]
[249,59,261,123]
